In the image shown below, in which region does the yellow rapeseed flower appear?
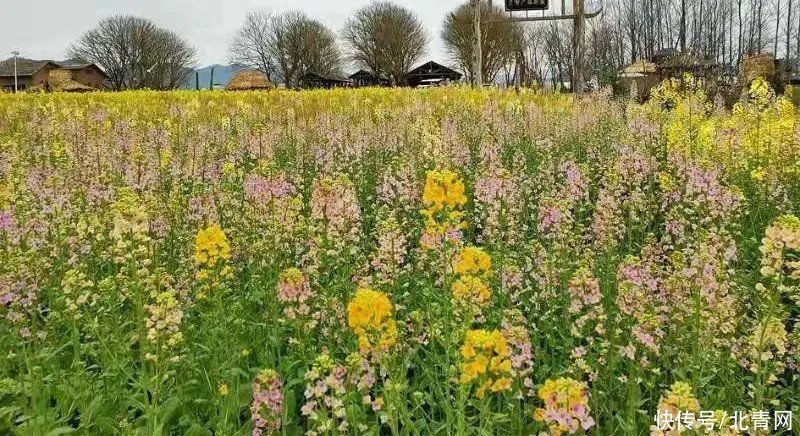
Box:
[459,329,511,398]
[193,225,231,268]
[535,377,595,434]
[347,288,397,352]
[422,170,467,211]
[451,276,491,307]
[452,246,492,278]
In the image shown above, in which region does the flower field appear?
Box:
[0,79,799,435]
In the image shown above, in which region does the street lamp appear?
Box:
[11,51,20,93]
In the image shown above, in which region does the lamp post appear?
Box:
[11,51,20,93]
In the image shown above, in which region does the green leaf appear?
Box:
[184,424,212,436]
[45,427,77,436]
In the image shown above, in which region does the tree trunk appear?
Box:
[729,4,734,65]
[738,0,743,58]
[775,0,781,56]
[757,0,763,51]
[472,0,483,88]
[797,2,800,59]
[680,0,687,52]
[573,0,586,94]
[786,0,793,59]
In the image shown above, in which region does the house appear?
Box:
[299,72,352,89]
[0,58,107,92]
[349,70,390,87]
[650,49,713,79]
[618,60,659,100]
[404,61,462,88]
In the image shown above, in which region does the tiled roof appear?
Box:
[0,58,57,77]
[406,61,462,80]
[0,58,107,78]
[55,59,94,69]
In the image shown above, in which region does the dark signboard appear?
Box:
[505,0,549,10]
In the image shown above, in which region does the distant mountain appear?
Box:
[181,64,247,90]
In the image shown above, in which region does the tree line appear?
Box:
[523,0,800,88]
[67,0,800,91]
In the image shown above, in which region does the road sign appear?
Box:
[505,0,549,11]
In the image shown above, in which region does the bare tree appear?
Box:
[518,27,548,86]
[442,2,523,83]
[342,1,428,84]
[229,12,279,80]
[271,12,342,86]
[230,11,341,86]
[69,15,196,90]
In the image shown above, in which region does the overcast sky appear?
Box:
[0,0,472,69]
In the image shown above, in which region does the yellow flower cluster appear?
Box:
[534,377,595,435]
[749,318,788,370]
[347,288,397,352]
[422,170,467,211]
[459,329,512,398]
[451,276,492,308]
[420,171,468,249]
[451,246,493,315]
[759,215,800,281]
[144,290,183,362]
[109,188,152,266]
[452,246,492,278]
[60,268,95,320]
[727,78,797,173]
[648,76,714,156]
[193,225,232,268]
[649,382,700,435]
[110,187,150,241]
[657,381,701,414]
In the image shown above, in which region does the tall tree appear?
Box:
[270,12,342,86]
[442,2,523,83]
[69,15,196,90]
[229,12,279,80]
[230,11,341,86]
[342,1,428,84]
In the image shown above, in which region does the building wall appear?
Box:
[0,76,33,91]
[31,66,56,87]
[70,68,106,89]
[0,65,106,92]
[0,66,54,91]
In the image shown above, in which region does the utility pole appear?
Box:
[572,0,586,94]
[471,0,483,88]
[495,0,602,94]
[11,51,19,93]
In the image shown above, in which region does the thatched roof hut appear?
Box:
[655,51,713,77]
[618,60,660,101]
[740,53,776,85]
[620,60,658,77]
[225,70,274,91]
